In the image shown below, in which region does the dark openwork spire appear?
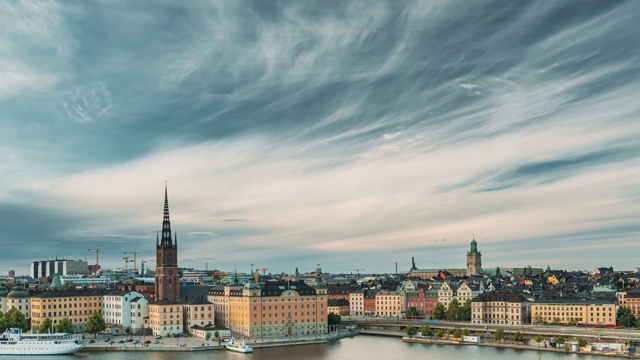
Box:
[161,182,173,247]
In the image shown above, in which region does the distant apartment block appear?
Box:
[31,259,89,279]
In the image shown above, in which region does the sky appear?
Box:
[1,1,640,276]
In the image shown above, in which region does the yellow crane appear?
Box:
[88,245,118,269]
[123,248,152,274]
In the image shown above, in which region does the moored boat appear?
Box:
[225,338,253,353]
[0,328,87,355]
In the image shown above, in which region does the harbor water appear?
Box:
[0,335,603,360]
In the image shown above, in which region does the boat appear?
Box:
[225,338,253,353]
[0,328,87,355]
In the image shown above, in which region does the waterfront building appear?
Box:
[328,284,351,301]
[30,289,108,333]
[363,289,378,316]
[618,289,640,317]
[466,239,482,276]
[5,284,31,319]
[103,290,148,334]
[328,299,349,316]
[183,297,214,331]
[375,290,401,317]
[0,284,9,313]
[349,289,364,316]
[471,292,529,325]
[147,301,183,336]
[530,298,615,326]
[208,268,328,339]
[31,259,89,279]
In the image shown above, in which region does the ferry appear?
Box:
[0,328,87,355]
[225,338,253,354]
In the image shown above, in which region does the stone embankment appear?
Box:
[359,329,637,359]
[81,330,358,353]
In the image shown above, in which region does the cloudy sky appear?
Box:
[1,1,639,276]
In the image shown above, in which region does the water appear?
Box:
[0,336,604,360]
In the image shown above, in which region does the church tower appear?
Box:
[466,238,482,276]
[155,184,180,302]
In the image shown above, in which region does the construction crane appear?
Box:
[88,245,118,269]
[343,268,366,277]
[123,248,151,274]
[122,256,134,270]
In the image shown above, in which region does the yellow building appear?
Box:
[147,301,184,336]
[183,297,214,332]
[531,299,615,326]
[208,271,328,339]
[328,299,349,316]
[30,289,108,333]
[471,292,529,325]
[375,291,401,317]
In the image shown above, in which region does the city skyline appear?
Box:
[2,1,640,275]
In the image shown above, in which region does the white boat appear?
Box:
[0,328,87,355]
[225,338,253,353]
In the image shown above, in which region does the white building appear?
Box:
[349,289,365,316]
[103,291,148,334]
[5,285,31,319]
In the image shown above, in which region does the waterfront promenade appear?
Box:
[80,330,357,352]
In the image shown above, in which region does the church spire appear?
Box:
[161,182,173,247]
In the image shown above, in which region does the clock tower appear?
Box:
[155,184,180,302]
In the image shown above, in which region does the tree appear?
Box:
[446,298,460,321]
[535,334,544,345]
[554,336,565,345]
[618,307,636,327]
[404,325,417,336]
[418,325,432,337]
[213,331,220,339]
[494,329,505,342]
[495,267,501,278]
[2,308,28,332]
[451,329,461,338]
[577,337,588,347]
[39,318,54,334]
[60,282,76,291]
[432,303,446,320]
[513,332,525,343]
[434,329,444,338]
[462,329,471,336]
[55,317,75,333]
[328,313,342,326]
[459,299,471,321]
[406,307,419,317]
[86,311,107,335]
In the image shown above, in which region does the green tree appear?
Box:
[495,267,501,278]
[577,338,588,347]
[55,317,75,333]
[618,307,636,327]
[552,317,561,325]
[406,307,419,317]
[434,329,444,338]
[404,325,417,336]
[446,298,460,321]
[494,329,505,342]
[451,328,461,338]
[513,332,525,343]
[462,329,471,336]
[39,318,54,334]
[86,311,107,335]
[535,334,544,344]
[418,325,432,337]
[2,308,28,332]
[213,331,219,339]
[328,313,342,326]
[459,299,471,321]
[432,303,446,320]
[554,336,565,345]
